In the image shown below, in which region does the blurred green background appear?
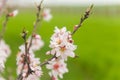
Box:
[0,6,120,80]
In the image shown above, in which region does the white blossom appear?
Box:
[27,34,44,51]
[19,34,44,52]
[43,8,52,22]
[17,44,42,79]
[48,27,77,60]
[0,77,5,80]
[0,40,11,72]
[0,40,11,56]
[28,34,44,51]
[46,59,68,80]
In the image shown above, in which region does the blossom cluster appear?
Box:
[46,27,77,80]
[16,34,44,80]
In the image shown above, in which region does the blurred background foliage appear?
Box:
[0,5,120,80]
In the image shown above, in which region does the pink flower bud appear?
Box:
[74,25,78,30]
[46,51,51,55]
[8,10,18,17]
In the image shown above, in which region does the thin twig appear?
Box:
[17,0,44,79]
[17,30,33,80]
[40,54,56,67]
[71,4,93,35]
[27,0,44,51]
[17,30,27,80]
[0,0,7,16]
[0,14,9,40]
[24,32,34,77]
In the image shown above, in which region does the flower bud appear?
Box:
[8,10,18,17]
[74,25,78,30]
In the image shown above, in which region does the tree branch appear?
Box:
[71,4,93,35]
[40,4,93,67]
[0,14,9,40]
[27,0,44,51]
[17,30,33,80]
[17,1,44,79]
[40,54,56,67]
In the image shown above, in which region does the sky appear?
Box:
[7,0,120,6]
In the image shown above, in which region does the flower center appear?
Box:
[57,39,61,44]
[53,63,59,70]
[60,46,66,52]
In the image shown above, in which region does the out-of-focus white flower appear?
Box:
[43,8,52,22]
[47,27,77,60]
[0,40,11,56]
[46,59,68,80]
[0,77,5,80]
[28,34,44,51]
[0,0,6,13]
[0,40,11,72]
[8,10,18,17]
[17,44,42,79]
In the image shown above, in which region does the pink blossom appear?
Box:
[43,8,52,22]
[27,34,44,51]
[46,59,68,80]
[47,27,77,60]
[17,45,42,79]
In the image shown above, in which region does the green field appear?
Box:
[1,7,120,80]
